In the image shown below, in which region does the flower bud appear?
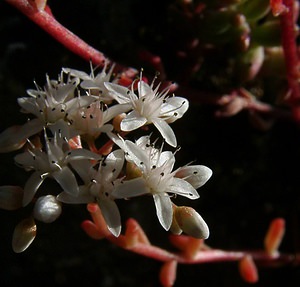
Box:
[174,206,209,239]
[33,195,62,223]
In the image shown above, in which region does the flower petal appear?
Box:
[153,193,173,230]
[168,178,200,199]
[102,149,124,180]
[152,118,177,147]
[97,196,121,237]
[161,97,189,123]
[112,177,150,199]
[121,110,147,131]
[104,82,135,104]
[67,148,101,161]
[57,187,94,204]
[62,67,90,80]
[125,140,150,170]
[175,165,212,189]
[52,167,79,195]
[0,119,43,153]
[103,103,131,123]
[23,171,45,206]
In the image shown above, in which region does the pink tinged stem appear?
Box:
[5,0,107,66]
[279,0,300,120]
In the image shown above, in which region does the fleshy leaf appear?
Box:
[12,217,37,253]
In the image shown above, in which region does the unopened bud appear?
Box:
[174,206,209,239]
[33,195,62,223]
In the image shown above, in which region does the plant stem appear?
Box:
[280,0,300,120]
[5,0,108,66]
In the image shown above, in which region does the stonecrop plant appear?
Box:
[0,62,212,242]
[1,0,300,286]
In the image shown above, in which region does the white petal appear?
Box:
[152,118,177,147]
[97,196,121,237]
[125,140,150,170]
[175,165,212,189]
[80,79,102,90]
[70,160,95,183]
[52,167,79,195]
[112,177,150,199]
[62,67,90,80]
[17,97,39,116]
[65,96,96,112]
[103,103,131,123]
[168,177,200,199]
[161,97,189,123]
[102,149,124,180]
[57,187,93,204]
[67,148,101,161]
[121,110,147,131]
[23,171,45,206]
[0,119,43,153]
[157,151,175,173]
[138,81,152,97]
[104,82,134,104]
[153,193,173,230]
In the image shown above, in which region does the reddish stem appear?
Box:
[280,0,300,120]
[5,0,108,66]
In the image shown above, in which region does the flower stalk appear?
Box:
[5,0,108,66]
[83,203,300,286]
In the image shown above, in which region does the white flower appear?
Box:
[0,72,96,152]
[14,131,101,206]
[112,136,212,231]
[63,62,116,103]
[66,100,129,138]
[57,149,125,237]
[104,75,189,147]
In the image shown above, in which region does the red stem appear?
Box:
[5,0,108,66]
[280,0,300,120]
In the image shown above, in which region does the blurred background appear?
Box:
[1,0,300,286]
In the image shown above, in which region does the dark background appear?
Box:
[1,1,300,286]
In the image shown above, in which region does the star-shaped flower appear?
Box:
[57,149,125,237]
[104,75,189,147]
[0,72,96,152]
[14,131,101,206]
[112,136,212,231]
[63,61,116,103]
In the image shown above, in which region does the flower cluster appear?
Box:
[0,62,212,252]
